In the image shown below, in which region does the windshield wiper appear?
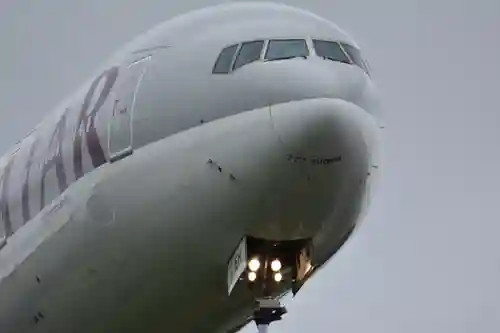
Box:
[267,55,307,61]
[321,56,351,64]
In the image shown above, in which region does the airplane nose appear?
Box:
[270,97,378,166]
[251,58,377,116]
[252,97,380,241]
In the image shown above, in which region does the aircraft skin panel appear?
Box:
[0,3,382,332]
[0,1,380,244]
[0,97,376,332]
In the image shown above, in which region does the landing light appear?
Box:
[271,259,281,272]
[274,272,282,282]
[248,258,260,272]
[248,271,257,282]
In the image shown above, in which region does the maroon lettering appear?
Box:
[0,158,15,236]
[40,112,68,210]
[1,66,120,237]
[73,67,119,180]
[22,139,38,223]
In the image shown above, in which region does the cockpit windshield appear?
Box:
[213,44,238,74]
[312,39,369,74]
[212,38,370,74]
[265,39,309,61]
[312,40,351,64]
[233,40,265,70]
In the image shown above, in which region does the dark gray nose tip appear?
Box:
[269,98,379,161]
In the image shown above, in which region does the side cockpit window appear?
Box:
[312,40,351,64]
[339,43,370,74]
[233,40,264,70]
[265,39,309,61]
[312,39,370,75]
[213,44,238,74]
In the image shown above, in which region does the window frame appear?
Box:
[231,39,266,71]
[263,38,310,61]
[212,43,240,74]
[311,39,352,64]
[338,42,370,74]
[229,43,243,72]
[212,37,370,74]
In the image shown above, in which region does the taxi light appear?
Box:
[274,272,282,282]
[248,271,257,282]
[248,258,260,272]
[271,259,281,272]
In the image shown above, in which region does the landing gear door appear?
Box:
[0,219,5,250]
[0,180,6,250]
[108,55,151,162]
[227,237,248,295]
[292,245,314,296]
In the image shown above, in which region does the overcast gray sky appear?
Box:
[1,0,500,332]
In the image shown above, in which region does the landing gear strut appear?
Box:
[253,298,287,333]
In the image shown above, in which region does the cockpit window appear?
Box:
[265,39,309,61]
[233,40,265,70]
[212,38,371,75]
[213,44,238,74]
[339,43,369,74]
[312,40,351,64]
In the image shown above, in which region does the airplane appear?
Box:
[0,2,382,332]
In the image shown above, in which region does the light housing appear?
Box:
[270,259,282,272]
[248,258,260,272]
[248,271,257,282]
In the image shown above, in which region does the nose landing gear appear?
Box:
[226,236,314,332]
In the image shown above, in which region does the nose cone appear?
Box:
[270,98,378,163]
[251,97,380,243]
